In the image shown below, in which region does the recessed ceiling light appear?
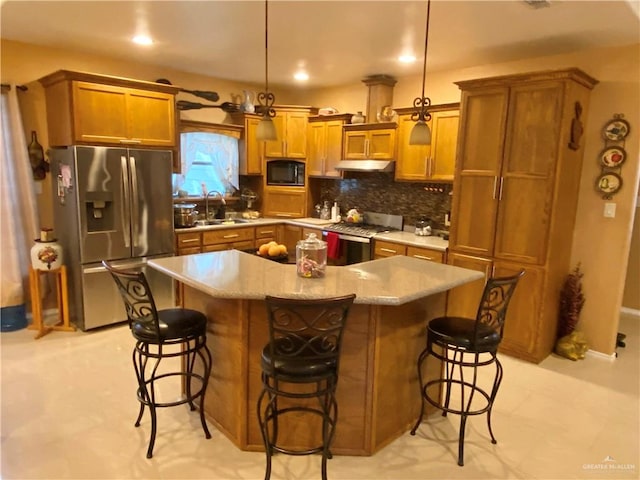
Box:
[398,55,417,64]
[294,71,309,81]
[132,35,153,46]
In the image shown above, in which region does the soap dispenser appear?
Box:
[331,202,340,222]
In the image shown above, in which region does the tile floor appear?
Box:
[1,313,638,480]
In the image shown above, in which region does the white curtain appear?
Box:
[0,86,39,313]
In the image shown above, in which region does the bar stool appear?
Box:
[410,270,524,466]
[103,261,212,458]
[257,294,356,480]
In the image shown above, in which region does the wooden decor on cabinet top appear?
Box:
[395,104,460,182]
[39,70,179,148]
[447,68,598,363]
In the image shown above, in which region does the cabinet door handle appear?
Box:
[365,138,369,157]
[119,139,142,144]
[412,254,434,260]
[498,177,504,200]
[181,238,200,244]
[492,176,498,200]
[380,247,397,254]
[259,230,274,235]
[223,234,240,239]
[276,213,293,217]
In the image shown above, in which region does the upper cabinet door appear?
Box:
[127,89,176,147]
[264,113,286,157]
[284,112,308,158]
[449,86,509,257]
[395,114,430,180]
[306,122,326,176]
[493,81,563,265]
[430,109,459,181]
[324,120,344,177]
[73,82,129,144]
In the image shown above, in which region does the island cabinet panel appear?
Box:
[262,187,306,218]
[343,123,397,160]
[39,70,179,147]
[307,115,351,177]
[395,105,459,182]
[182,289,445,456]
[264,107,313,159]
[447,65,597,363]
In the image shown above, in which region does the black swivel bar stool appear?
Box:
[411,270,524,466]
[103,261,212,458]
[257,294,356,480]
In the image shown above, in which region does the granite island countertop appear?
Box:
[148,250,482,306]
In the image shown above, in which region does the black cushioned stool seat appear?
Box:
[103,261,212,458]
[411,270,524,466]
[257,294,356,480]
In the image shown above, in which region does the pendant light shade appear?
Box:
[256,0,277,142]
[409,0,433,146]
[409,120,431,145]
[256,115,277,141]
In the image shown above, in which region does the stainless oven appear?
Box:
[322,212,403,265]
[266,160,305,186]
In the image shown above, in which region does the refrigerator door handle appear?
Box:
[121,155,131,248]
[130,155,140,248]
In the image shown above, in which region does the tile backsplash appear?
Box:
[312,173,452,231]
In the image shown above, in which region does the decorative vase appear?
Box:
[241,90,255,113]
[30,238,63,271]
[351,111,365,124]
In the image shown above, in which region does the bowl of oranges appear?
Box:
[256,241,289,263]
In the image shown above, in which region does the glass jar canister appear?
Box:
[296,233,327,278]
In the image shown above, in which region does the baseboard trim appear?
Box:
[586,349,617,361]
[620,307,640,317]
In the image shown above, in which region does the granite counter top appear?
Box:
[148,250,483,306]
[175,217,336,232]
[374,231,449,251]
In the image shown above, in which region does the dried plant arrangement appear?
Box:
[555,263,588,360]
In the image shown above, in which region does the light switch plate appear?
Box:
[604,202,616,218]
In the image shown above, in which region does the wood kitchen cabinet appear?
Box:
[448,68,598,363]
[374,240,445,263]
[262,187,306,218]
[307,114,352,177]
[229,113,265,175]
[254,224,278,248]
[202,227,254,252]
[264,106,314,159]
[343,123,397,160]
[176,231,202,256]
[395,104,460,182]
[39,70,179,148]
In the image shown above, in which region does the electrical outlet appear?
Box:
[604,202,616,218]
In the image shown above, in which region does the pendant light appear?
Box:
[256,0,277,141]
[409,0,433,145]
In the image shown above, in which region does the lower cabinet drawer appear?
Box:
[406,246,445,263]
[255,225,278,239]
[176,232,201,249]
[374,240,406,258]
[202,227,254,245]
[178,246,202,256]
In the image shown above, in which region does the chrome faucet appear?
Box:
[205,190,226,220]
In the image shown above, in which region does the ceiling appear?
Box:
[1,1,639,89]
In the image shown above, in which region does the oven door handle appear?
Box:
[322,231,371,244]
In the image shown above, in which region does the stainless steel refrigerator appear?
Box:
[50,146,175,330]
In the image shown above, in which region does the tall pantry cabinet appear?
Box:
[447,68,598,363]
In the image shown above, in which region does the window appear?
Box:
[173,131,239,196]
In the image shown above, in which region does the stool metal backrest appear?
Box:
[264,294,356,378]
[102,261,161,342]
[473,270,525,347]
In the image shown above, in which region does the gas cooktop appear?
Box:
[323,212,403,239]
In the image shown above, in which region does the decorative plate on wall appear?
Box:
[599,146,627,167]
[602,118,630,141]
[596,172,623,195]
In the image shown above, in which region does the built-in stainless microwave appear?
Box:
[266,160,305,186]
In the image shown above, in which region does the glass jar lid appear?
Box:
[297,233,326,250]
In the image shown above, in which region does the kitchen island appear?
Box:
[149,251,483,456]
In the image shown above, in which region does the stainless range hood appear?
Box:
[334,160,395,173]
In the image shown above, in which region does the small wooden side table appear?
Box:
[28,265,76,339]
